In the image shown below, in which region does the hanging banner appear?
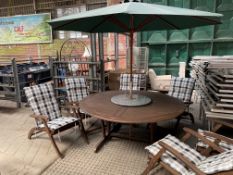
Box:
[0,13,52,45]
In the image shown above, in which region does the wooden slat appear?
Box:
[191,56,233,121]
[216,103,233,108]
[208,75,233,88]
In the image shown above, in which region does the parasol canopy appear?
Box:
[49,1,222,33]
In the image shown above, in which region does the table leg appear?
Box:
[150,123,157,143]
[101,120,106,137]
[107,122,111,134]
[95,121,112,153]
[129,124,132,140]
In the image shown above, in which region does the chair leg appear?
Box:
[28,127,63,158]
[48,133,64,158]
[79,120,89,144]
[142,149,165,175]
[175,116,181,131]
[28,127,40,139]
[189,113,195,124]
[175,112,195,131]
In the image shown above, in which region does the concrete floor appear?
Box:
[0,100,83,175]
[0,97,203,175]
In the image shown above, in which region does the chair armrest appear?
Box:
[64,102,82,118]
[202,131,233,145]
[183,127,225,153]
[65,102,79,110]
[30,114,51,131]
[158,141,206,175]
[30,114,48,122]
[184,101,193,105]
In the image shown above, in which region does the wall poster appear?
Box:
[0,13,52,45]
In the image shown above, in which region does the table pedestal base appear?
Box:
[111,94,151,106]
[95,121,157,153]
[95,121,112,153]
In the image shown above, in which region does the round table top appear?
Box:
[80,90,185,124]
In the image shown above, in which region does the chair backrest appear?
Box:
[24,82,62,122]
[168,77,195,103]
[148,68,157,78]
[119,73,145,91]
[148,69,171,91]
[64,77,89,102]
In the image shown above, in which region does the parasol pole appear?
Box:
[129,16,134,99]
[129,30,134,99]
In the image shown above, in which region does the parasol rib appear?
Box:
[157,16,180,30]
[53,19,78,31]
[90,15,129,32]
[135,15,159,31]
[193,16,221,25]
[108,16,129,31]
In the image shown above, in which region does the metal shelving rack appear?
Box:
[0,59,21,107]
[0,58,52,108]
[51,57,115,107]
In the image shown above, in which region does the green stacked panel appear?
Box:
[166,44,187,75]
[141,0,233,75]
[148,45,166,74]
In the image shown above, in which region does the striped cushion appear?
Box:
[24,82,62,122]
[38,117,79,130]
[198,150,233,174]
[168,77,195,103]
[145,134,205,175]
[119,73,145,91]
[65,77,89,103]
[196,129,233,151]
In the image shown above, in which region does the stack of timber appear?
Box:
[190,56,233,120]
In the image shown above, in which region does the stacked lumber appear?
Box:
[190,56,233,120]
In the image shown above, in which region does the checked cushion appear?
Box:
[65,77,89,103]
[168,77,195,103]
[24,82,62,122]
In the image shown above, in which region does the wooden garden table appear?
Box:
[80,90,185,152]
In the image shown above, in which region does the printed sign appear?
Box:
[0,13,52,45]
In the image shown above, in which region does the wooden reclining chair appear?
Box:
[168,77,195,130]
[64,77,100,132]
[64,77,89,108]
[24,82,88,158]
[143,127,233,175]
[119,73,146,136]
[119,73,146,91]
[196,118,233,156]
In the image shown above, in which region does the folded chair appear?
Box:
[196,129,233,157]
[143,127,233,175]
[24,82,88,158]
[196,118,233,156]
[168,77,195,130]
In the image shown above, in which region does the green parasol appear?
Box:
[49,1,222,103]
